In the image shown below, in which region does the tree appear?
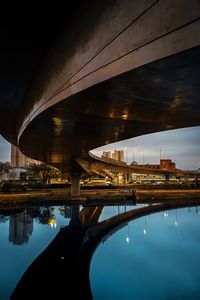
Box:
[29,163,61,184]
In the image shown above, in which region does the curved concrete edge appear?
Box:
[83,200,200,243]
[79,200,200,298]
[9,200,200,299]
[17,0,200,142]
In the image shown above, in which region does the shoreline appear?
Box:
[0,188,200,208]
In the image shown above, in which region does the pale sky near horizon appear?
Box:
[93,126,200,170]
[0,126,199,170]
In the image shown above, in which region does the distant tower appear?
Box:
[112,150,124,162]
[102,151,112,159]
[9,211,33,245]
[11,145,26,167]
[11,144,40,167]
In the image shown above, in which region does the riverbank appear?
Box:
[0,188,200,208]
[136,189,200,203]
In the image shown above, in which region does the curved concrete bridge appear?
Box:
[1,0,200,194]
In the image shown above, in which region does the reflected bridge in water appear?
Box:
[10,200,200,299]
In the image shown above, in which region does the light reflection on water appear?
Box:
[0,206,70,300]
[1,204,200,300]
[90,206,200,300]
[0,204,139,299]
[98,203,147,221]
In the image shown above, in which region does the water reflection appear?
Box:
[9,211,33,245]
[175,209,178,226]
[0,207,62,245]
[143,216,147,235]
[91,204,200,300]
[125,223,131,244]
[0,202,199,299]
[0,206,71,300]
[58,206,73,218]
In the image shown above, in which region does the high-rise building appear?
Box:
[9,211,33,245]
[102,149,124,162]
[11,145,40,167]
[11,145,25,167]
[102,151,112,159]
[112,150,124,162]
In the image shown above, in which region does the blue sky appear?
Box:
[0,136,11,162]
[0,126,200,170]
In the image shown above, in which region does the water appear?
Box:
[0,204,137,299]
[98,204,146,221]
[90,206,200,300]
[0,206,70,300]
[0,204,199,299]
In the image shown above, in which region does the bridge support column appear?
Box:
[71,173,81,197]
[70,205,81,226]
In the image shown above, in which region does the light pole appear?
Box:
[142,152,145,164]
[124,147,128,164]
[124,147,128,185]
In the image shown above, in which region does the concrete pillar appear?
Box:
[70,205,81,226]
[71,173,80,197]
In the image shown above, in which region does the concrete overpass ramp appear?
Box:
[0,1,200,194]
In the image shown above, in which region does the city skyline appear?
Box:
[0,126,199,170]
[92,126,200,170]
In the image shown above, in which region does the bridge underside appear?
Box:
[18,46,200,172]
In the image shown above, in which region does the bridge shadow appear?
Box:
[10,200,200,299]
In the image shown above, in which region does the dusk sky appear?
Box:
[1,126,199,170]
[0,136,11,162]
[92,126,200,170]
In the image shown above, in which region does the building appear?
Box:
[160,159,176,171]
[102,151,111,159]
[131,159,176,171]
[9,211,33,245]
[0,161,10,172]
[102,149,124,162]
[11,145,40,168]
[112,150,124,162]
